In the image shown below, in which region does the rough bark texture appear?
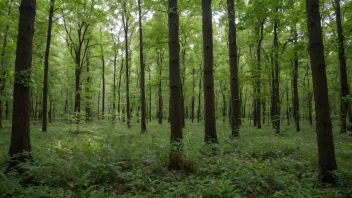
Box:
[138,0,147,133]
[42,0,55,132]
[227,0,240,137]
[306,0,337,183]
[334,0,350,133]
[9,0,36,163]
[168,0,183,170]
[202,0,217,143]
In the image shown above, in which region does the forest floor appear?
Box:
[0,119,352,197]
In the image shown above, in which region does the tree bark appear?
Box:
[9,0,36,164]
[191,68,195,123]
[227,0,240,137]
[255,19,264,129]
[122,4,130,127]
[202,0,218,143]
[334,0,350,133]
[168,0,183,170]
[293,26,300,131]
[272,8,280,133]
[138,0,147,133]
[42,0,55,132]
[306,0,337,183]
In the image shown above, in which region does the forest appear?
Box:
[0,0,352,197]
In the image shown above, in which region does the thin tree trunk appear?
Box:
[293,25,300,131]
[272,7,280,133]
[202,0,217,143]
[122,5,130,127]
[197,65,202,123]
[0,0,13,129]
[306,0,337,183]
[118,59,124,119]
[191,68,195,123]
[41,0,55,132]
[138,0,147,132]
[255,19,264,129]
[9,0,36,164]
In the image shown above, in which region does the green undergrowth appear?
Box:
[0,120,351,197]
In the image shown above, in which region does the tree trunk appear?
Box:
[138,0,147,133]
[85,50,92,122]
[122,5,130,127]
[227,0,240,137]
[293,26,300,131]
[9,0,36,164]
[255,19,264,129]
[197,65,202,123]
[168,0,183,170]
[306,0,337,183]
[41,0,55,132]
[272,8,280,133]
[157,50,163,124]
[0,0,13,129]
[112,54,117,121]
[334,0,350,133]
[149,65,152,122]
[118,59,124,119]
[191,68,195,123]
[100,40,105,120]
[202,0,218,143]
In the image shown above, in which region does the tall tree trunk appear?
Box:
[0,0,13,129]
[149,65,152,122]
[306,0,337,183]
[122,5,130,127]
[9,0,36,164]
[293,26,300,131]
[272,8,280,133]
[255,19,264,129]
[138,0,147,133]
[191,68,195,123]
[85,50,92,122]
[334,0,350,133]
[100,40,105,120]
[41,0,55,132]
[168,0,183,170]
[157,51,163,124]
[227,0,240,137]
[118,59,124,119]
[202,0,217,143]
[197,65,202,123]
[112,54,117,121]
[180,49,186,128]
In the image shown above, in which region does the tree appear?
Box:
[334,0,351,133]
[227,0,240,138]
[168,0,183,170]
[305,0,337,183]
[42,0,55,132]
[121,0,131,128]
[0,0,13,129]
[138,0,147,133]
[202,0,217,143]
[293,25,300,132]
[9,0,36,164]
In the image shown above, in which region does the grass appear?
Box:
[0,119,352,197]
